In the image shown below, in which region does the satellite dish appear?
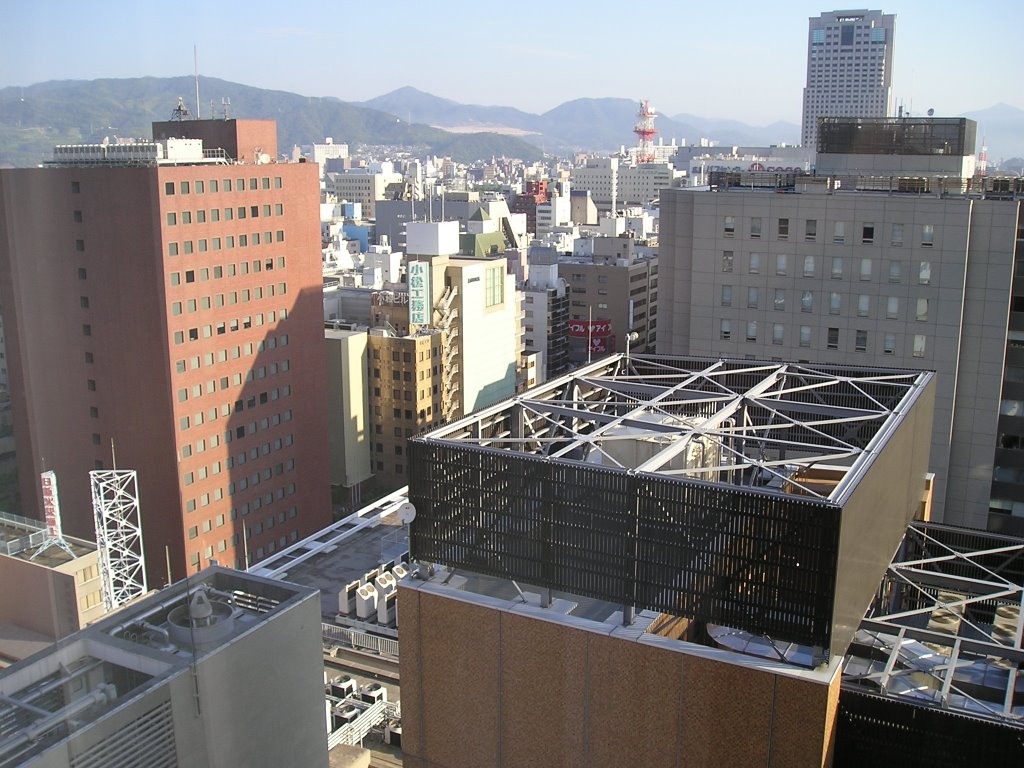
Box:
[927,108,935,117]
[258,152,271,165]
[397,502,417,525]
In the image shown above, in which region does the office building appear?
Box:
[374,193,525,254]
[324,328,372,506]
[323,165,403,219]
[522,258,569,383]
[558,237,657,364]
[571,157,617,209]
[657,117,1024,532]
[400,355,936,767]
[510,181,549,235]
[569,189,598,226]
[0,512,103,663]
[617,161,682,205]
[0,567,327,768]
[406,222,520,419]
[366,327,445,488]
[0,118,331,586]
[802,9,895,149]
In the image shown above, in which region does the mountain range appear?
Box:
[358,86,802,151]
[2,78,1021,167]
[0,77,543,168]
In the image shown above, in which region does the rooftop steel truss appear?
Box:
[90,469,147,611]
[425,355,929,503]
[843,521,1024,726]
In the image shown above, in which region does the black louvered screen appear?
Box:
[409,440,841,649]
[836,690,1024,767]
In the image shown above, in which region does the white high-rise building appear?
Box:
[801,9,896,149]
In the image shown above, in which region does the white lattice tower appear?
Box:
[91,469,147,611]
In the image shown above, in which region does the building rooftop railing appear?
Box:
[707,171,1024,199]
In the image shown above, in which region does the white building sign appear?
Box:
[40,470,63,539]
[408,261,431,325]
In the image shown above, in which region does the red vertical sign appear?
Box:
[40,471,62,539]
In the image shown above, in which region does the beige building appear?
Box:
[0,567,327,768]
[324,328,372,506]
[367,328,445,488]
[617,161,681,205]
[0,511,103,664]
[324,168,403,219]
[802,9,896,149]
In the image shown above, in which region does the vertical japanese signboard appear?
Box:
[408,261,431,326]
[41,470,63,539]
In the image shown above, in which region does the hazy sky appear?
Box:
[2,1,1021,125]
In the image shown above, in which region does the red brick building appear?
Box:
[0,120,330,586]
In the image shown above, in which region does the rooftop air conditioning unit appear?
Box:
[361,682,387,705]
[338,580,360,615]
[378,590,397,626]
[356,584,378,619]
[330,675,358,700]
[374,572,397,598]
[332,705,360,730]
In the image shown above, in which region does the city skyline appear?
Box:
[2,1,1021,127]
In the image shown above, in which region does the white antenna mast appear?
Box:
[194,45,200,119]
[92,469,148,607]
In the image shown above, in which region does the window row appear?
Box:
[182,433,294,465]
[719,320,926,356]
[174,333,290,375]
[172,308,289,344]
[373,404,439,422]
[371,346,441,363]
[720,287,932,319]
[184,478,296,515]
[722,251,932,283]
[723,216,934,247]
[179,401,292,434]
[165,177,283,195]
[167,231,285,255]
[178,380,291,411]
[372,366,436,382]
[171,285,287,316]
[167,203,285,226]
[171,258,286,285]
[185,456,294,487]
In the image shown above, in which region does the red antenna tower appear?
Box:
[977,134,988,177]
[633,100,657,164]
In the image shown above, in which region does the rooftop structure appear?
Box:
[816,116,977,177]
[0,567,327,768]
[398,353,946,767]
[407,354,935,661]
[839,520,1024,763]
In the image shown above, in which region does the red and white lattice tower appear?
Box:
[977,135,988,177]
[633,100,657,164]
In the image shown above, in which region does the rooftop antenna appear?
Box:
[194,45,200,119]
[171,96,192,122]
[221,97,231,120]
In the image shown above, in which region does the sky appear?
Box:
[2,1,1021,125]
